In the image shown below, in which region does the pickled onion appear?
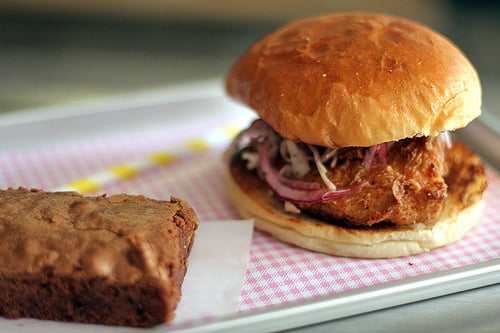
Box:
[258,138,358,204]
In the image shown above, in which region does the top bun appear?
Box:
[226,13,481,147]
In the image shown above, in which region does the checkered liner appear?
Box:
[1,116,499,314]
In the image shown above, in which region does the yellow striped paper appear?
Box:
[66,179,101,193]
[110,164,139,179]
[54,123,244,194]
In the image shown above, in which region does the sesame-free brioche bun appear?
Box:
[226,13,481,147]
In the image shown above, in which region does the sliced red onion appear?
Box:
[240,119,276,147]
[258,138,357,204]
[279,165,321,190]
[377,143,388,164]
[224,119,279,162]
[322,183,366,200]
[362,143,389,170]
[329,154,338,168]
[321,148,338,164]
[321,147,339,168]
[363,145,378,170]
[278,164,290,176]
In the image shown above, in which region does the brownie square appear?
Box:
[0,188,199,327]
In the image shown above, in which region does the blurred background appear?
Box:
[0,0,499,125]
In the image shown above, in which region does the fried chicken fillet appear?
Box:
[298,137,449,227]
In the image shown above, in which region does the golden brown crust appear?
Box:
[226,141,486,258]
[226,13,481,147]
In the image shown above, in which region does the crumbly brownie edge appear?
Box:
[170,197,199,291]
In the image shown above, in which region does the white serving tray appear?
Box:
[0,80,499,333]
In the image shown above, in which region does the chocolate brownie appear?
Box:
[0,187,199,327]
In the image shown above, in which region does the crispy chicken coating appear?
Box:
[296,137,450,226]
[296,136,486,227]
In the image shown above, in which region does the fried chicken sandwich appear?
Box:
[224,13,487,258]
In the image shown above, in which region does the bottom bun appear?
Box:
[226,157,486,258]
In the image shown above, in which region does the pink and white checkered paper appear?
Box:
[1,115,499,315]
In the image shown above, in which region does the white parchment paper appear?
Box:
[0,219,254,332]
[174,219,254,323]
